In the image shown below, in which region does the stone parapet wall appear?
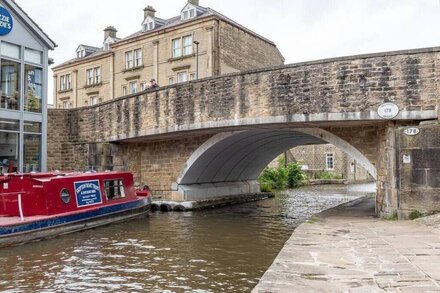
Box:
[49,47,439,145]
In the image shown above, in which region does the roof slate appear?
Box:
[53,3,276,68]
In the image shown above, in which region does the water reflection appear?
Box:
[0,183,375,292]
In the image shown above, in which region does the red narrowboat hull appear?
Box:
[0,171,152,248]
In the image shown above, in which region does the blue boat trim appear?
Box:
[0,199,149,236]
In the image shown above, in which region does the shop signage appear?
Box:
[0,6,13,36]
[377,102,399,119]
[74,180,102,207]
[403,127,420,136]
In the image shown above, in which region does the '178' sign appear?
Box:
[377,102,399,119]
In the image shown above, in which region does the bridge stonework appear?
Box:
[48,47,440,218]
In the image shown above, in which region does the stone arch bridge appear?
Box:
[48,47,440,218]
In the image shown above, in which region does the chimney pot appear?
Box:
[144,5,156,19]
[104,26,117,41]
[188,0,199,5]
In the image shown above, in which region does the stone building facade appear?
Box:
[288,144,372,181]
[52,0,284,109]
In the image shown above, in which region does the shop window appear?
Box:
[0,131,19,175]
[0,42,20,59]
[0,119,19,175]
[24,48,43,64]
[24,65,43,113]
[104,179,126,200]
[23,121,41,173]
[24,121,41,133]
[0,59,20,110]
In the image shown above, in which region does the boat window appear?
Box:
[104,179,126,200]
[60,188,71,204]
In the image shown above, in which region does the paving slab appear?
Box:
[252,198,440,292]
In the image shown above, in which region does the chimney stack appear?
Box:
[144,5,156,19]
[104,26,117,41]
[188,0,199,5]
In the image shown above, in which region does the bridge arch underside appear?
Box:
[175,129,376,201]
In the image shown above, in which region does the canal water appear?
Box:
[0,183,375,293]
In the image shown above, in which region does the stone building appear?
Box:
[288,144,372,182]
[0,0,56,174]
[52,0,284,109]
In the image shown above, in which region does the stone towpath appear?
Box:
[252,197,440,292]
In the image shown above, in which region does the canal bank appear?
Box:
[252,197,440,292]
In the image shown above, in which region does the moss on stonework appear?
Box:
[408,210,423,220]
[382,212,398,221]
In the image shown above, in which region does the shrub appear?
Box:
[258,162,307,191]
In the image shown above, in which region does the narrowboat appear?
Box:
[0,171,152,248]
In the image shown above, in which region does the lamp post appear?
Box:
[193,41,199,80]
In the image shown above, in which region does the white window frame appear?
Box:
[125,49,142,69]
[181,6,196,20]
[134,49,142,67]
[140,82,146,91]
[125,51,133,69]
[95,67,101,84]
[86,67,101,85]
[129,81,137,94]
[172,35,192,58]
[325,153,335,170]
[168,77,174,85]
[86,69,93,85]
[60,74,72,91]
[177,72,187,83]
[172,38,181,58]
[90,96,98,106]
[59,75,66,91]
[183,35,193,56]
[122,86,127,96]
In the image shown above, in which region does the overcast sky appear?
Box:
[15,0,440,104]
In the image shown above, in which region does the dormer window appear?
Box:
[181,6,196,20]
[144,21,154,31]
[142,16,158,32]
[77,50,85,58]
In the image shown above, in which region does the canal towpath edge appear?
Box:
[252,197,440,292]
